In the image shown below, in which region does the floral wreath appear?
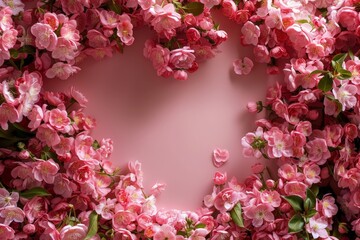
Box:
[0,0,360,239]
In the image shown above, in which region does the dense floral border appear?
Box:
[1,0,360,239]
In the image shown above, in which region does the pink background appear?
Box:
[45,14,278,211]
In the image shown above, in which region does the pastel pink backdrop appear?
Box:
[44,14,277,211]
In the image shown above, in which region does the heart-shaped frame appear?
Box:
[0,0,360,239]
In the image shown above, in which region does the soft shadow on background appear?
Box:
[44,11,280,211]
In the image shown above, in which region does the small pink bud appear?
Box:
[321,167,330,179]
[23,224,36,234]
[213,171,227,185]
[247,102,258,113]
[266,179,275,188]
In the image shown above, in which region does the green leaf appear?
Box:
[183,2,204,16]
[20,187,51,199]
[337,69,352,80]
[194,223,206,229]
[306,209,318,218]
[349,50,355,60]
[310,70,328,75]
[318,74,333,92]
[85,211,98,240]
[288,214,305,233]
[230,203,244,228]
[306,188,316,210]
[310,185,319,197]
[92,140,100,150]
[332,53,348,64]
[282,195,304,212]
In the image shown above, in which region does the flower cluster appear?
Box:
[1,0,360,239]
[204,164,340,239]
[226,0,360,75]
[0,0,225,82]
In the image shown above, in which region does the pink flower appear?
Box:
[214,188,242,212]
[48,108,71,132]
[112,210,136,230]
[33,159,60,184]
[170,47,196,70]
[53,174,75,198]
[39,221,60,239]
[333,83,357,111]
[253,45,270,63]
[87,29,109,48]
[117,14,134,46]
[303,163,321,185]
[286,24,311,50]
[241,127,265,158]
[306,42,325,60]
[251,163,265,174]
[0,206,25,225]
[36,124,61,146]
[0,0,24,15]
[241,21,260,45]
[213,148,229,167]
[52,38,77,61]
[284,181,307,198]
[45,62,80,80]
[28,105,44,131]
[213,172,227,185]
[264,127,293,158]
[23,197,48,223]
[243,203,274,227]
[233,57,254,75]
[30,23,58,51]
[319,196,338,218]
[306,217,329,239]
[151,4,181,38]
[0,224,15,239]
[60,224,87,240]
[336,7,359,31]
[305,138,331,165]
[200,0,221,9]
[53,136,74,157]
[0,188,19,208]
[1,28,17,51]
[260,190,281,208]
[0,103,19,130]
[154,224,176,240]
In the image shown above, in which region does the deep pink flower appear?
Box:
[0,224,15,239]
[52,38,77,61]
[233,57,254,75]
[336,7,359,31]
[48,108,71,132]
[27,105,44,131]
[0,103,19,130]
[284,181,307,198]
[0,206,25,225]
[243,203,274,227]
[24,196,48,223]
